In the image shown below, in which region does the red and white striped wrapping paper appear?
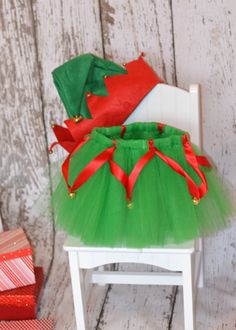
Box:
[0,228,35,291]
[0,267,43,321]
[0,319,53,330]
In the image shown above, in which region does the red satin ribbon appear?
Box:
[125,138,209,202]
[196,155,211,167]
[60,125,211,203]
[182,135,208,198]
[120,125,126,138]
[49,124,77,153]
[126,140,155,201]
[66,146,116,193]
[157,123,165,133]
[48,141,59,153]
[62,136,91,191]
[109,160,128,189]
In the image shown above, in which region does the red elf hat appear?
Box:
[50,53,163,153]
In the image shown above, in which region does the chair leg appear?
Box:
[197,238,204,288]
[182,253,196,330]
[68,251,87,330]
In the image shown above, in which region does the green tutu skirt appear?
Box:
[53,122,232,247]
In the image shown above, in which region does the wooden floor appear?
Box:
[38,222,236,330]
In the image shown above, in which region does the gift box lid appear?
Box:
[0,319,53,329]
[0,267,43,306]
[0,228,32,262]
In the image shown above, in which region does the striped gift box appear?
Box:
[0,228,35,291]
[0,319,53,329]
[0,267,43,321]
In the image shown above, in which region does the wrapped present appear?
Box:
[0,267,43,321]
[0,228,35,291]
[0,319,53,329]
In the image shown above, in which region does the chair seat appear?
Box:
[64,235,195,254]
[64,235,200,330]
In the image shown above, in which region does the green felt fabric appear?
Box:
[52,53,127,118]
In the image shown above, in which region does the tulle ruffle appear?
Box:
[52,123,233,247]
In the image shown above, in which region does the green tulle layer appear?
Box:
[52,122,233,247]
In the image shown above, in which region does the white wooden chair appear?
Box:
[64,84,203,330]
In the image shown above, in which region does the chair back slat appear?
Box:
[125,84,201,147]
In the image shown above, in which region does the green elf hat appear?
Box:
[52,53,127,119]
[50,52,162,145]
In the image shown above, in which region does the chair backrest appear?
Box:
[125,84,201,148]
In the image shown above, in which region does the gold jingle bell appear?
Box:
[73,115,83,123]
[192,197,200,205]
[48,148,53,154]
[68,191,76,199]
[127,200,133,209]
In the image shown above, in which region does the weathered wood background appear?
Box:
[1,1,236,329]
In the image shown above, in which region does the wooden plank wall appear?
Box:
[0,1,236,329]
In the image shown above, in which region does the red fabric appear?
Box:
[120,125,126,138]
[0,267,43,321]
[157,123,165,133]
[196,155,211,167]
[50,124,76,153]
[182,135,208,198]
[109,160,128,190]
[0,319,53,330]
[60,129,210,202]
[123,139,208,202]
[126,141,155,201]
[62,136,91,190]
[51,57,162,150]
[154,149,200,199]
[63,143,116,193]
[48,141,59,154]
